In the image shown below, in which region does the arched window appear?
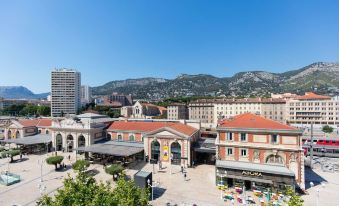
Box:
[129,134,135,141]
[67,134,74,152]
[151,140,160,161]
[171,142,181,165]
[78,135,86,147]
[266,154,284,165]
[117,134,123,141]
[56,134,63,151]
[45,130,49,134]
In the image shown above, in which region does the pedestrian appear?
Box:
[184,172,187,181]
[231,198,235,205]
[181,166,184,173]
[20,153,22,159]
[68,155,71,161]
[159,160,162,170]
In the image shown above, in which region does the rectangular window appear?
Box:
[241,149,247,157]
[240,133,247,141]
[227,133,233,141]
[227,148,233,155]
[271,134,278,144]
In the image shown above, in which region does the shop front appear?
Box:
[216,160,295,192]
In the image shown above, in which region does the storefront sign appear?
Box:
[242,171,262,177]
[163,145,169,161]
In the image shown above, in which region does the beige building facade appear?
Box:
[167,103,188,120]
[189,100,214,128]
[286,92,339,126]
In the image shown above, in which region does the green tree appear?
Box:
[2,149,21,162]
[37,171,150,206]
[105,164,124,181]
[285,186,304,206]
[112,177,150,206]
[322,125,333,133]
[46,156,64,171]
[37,106,51,116]
[72,159,90,172]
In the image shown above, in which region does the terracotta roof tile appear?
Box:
[219,113,297,131]
[18,119,52,127]
[37,119,52,127]
[295,92,331,100]
[108,121,197,136]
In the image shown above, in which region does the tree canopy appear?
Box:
[37,170,150,206]
[0,104,50,116]
[105,164,124,176]
[46,156,64,170]
[1,149,21,162]
[322,125,333,133]
[72,159,90,172]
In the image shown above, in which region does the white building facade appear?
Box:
[81,85,92,105]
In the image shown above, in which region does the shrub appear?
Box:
[46,156,64,170]
[72,159,90,172]
[105,164,124,181]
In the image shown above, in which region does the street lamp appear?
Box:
[147,179,155,201]
[310,181,326,206]
[38,159,44,182]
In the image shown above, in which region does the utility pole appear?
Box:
[310,122,314,169]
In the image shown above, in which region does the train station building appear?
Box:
[216,113,304,191]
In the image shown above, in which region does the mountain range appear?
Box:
[2,62,339,100]
[0,86,49,99]
[92,62,339,99]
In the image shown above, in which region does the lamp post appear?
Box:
[310,181,325,206]
[38,159,44,182]
[147,179,155,201]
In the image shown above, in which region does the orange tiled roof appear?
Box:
[295,92,331,100]
[219,113,297,131]
[36,119,52,127]
[108,121,197,136]
[18,119,52,127]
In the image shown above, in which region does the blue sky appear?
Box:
[0,0,339,93]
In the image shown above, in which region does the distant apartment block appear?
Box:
[81,85,92,105]
[189,98,286,128]
[167,103,189,120]
[189,100,214,128]
[286,92,339,126]
[51,69,81,117]
[214,98,286,125]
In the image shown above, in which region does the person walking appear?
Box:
[184,172,187,181]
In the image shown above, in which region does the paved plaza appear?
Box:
[303,157,339,206]
[0,152,339,206]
